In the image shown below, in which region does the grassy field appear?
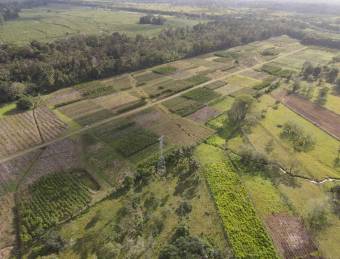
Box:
[0,5,204,45]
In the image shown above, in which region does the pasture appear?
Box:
[0,5,202,45]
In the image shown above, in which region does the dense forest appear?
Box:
[0,14,339,105]
[0,17,295,104]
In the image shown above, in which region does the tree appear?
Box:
[16,94,34,110]
[302,61,314,79]
[227,94,254,126]
[289,79,301,94]
[324,67,338,83]
[307,206,329,233]
[334,78,340,95]
[315,87,329,106]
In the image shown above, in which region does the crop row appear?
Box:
[18,173,91,245]
[204,162,278,258]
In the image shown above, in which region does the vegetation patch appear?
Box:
[184,87,221,104]
[75,75,133,98]
[19,172,92,246]
[261,63,294,78]
[113,126,160,157]
[163,97,204,116]
[134,72,162,84]
[152,66,177,75]
[280,121,315,152]
[204,162,278,258]
[205,81,226,90]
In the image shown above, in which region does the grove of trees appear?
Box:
[0,16,302,104]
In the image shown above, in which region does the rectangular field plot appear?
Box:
[0,151,40,195]
[133,71,163,84]
[92,92,140,111]
[18,172,92,245]
[45,88,83,107]
[226,74,262,88]
[240,69,272,81]
[95,123,160,157]
[143,75,210,100]
[163,97,204,117]
[183,87,221,104]
[21,138,82,187]
[0,107,67,158]
[204,162,278,258]
[187,106,221,124]
[114,127,159,157]
[266,214,319,259]
[150,117,214,146]
[75,74,133,98]
[204,80,226,90]
[58,100,114,126]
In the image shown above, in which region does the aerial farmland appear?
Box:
[0,0,340,258]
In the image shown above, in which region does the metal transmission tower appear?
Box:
[157,135,166,175]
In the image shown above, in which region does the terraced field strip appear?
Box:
[0,46,308,164]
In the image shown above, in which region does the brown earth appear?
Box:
[188,106,221,124]
[273,92,340,140]
[266,213,321,259]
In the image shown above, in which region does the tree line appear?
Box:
[0,2,20,23]
[0,15,339,106]
[0,16,298,104]
[0,0,47,24]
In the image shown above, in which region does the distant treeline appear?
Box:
[0,2,20,22]
[0,0,47,23]
[0,17,295,104]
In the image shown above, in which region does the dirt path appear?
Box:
[0,46,308,164]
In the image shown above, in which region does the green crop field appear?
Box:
[204,161,278,258]
[18,172,92,246]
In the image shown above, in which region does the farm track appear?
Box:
[0,46,308,164]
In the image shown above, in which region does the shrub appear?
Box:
[307,206,329,233]
[159,225,222,259]
[17,94,34,110]
[176,201,192,217]
[280,122,315,152]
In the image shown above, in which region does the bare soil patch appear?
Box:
[0,107,67,158]
[93,91,139,111]
[277,93,340,140]
[188,106,221,124]
[266,213,320,259]
[21,138,82,187]
[45,88,83,107]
